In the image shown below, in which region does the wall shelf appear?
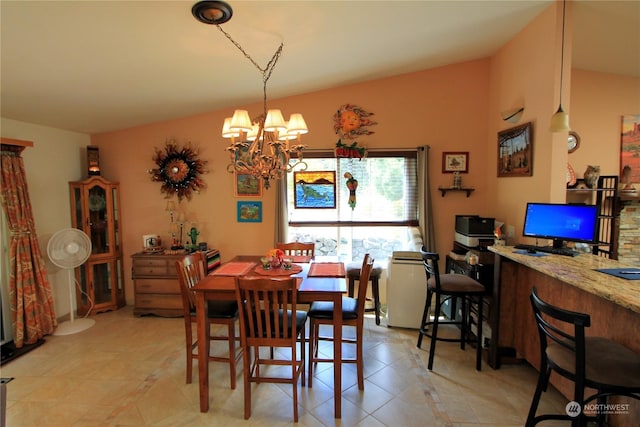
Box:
[438,187,475,197]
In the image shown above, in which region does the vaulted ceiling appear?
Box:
[1,1,638,134]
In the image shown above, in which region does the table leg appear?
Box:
[196,292,210,412]
[333,293,342,418]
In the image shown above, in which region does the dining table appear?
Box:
[191,255,348,418]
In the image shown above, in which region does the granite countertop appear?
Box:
[489,245,640,314]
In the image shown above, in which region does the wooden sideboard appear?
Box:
[131,250,221,317]
[489,245,640,426]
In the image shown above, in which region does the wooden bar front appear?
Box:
[489,245,640,426]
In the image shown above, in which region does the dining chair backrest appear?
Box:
[276,242,315,257]
[235,277,299,347]
[419,248,441,291]
[175,252,207,313]
[355,254,374,314]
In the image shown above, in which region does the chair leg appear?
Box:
[372,277,381,325]
[300,329,306,387]
[357,323,364,390]
[460,297,467,350]
[186,320,193,384]
[228,321,237,389]
[427,294,441,370]
[308,319,316,387]
[475,295,483,371]
[417,289,433,349]
[243,345,251,420]
[526,362,551,427]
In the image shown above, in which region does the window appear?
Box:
[287,150,418,262]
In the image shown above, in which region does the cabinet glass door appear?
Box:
[88,183,110,254]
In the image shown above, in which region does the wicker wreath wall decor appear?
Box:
[148,139,208,201]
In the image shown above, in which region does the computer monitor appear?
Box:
[522,202,598,248]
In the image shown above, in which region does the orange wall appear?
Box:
[92,59,492,303]
[570,69,640,178]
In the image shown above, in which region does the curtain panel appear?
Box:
[1,145,57,347]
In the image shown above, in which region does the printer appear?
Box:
[454,215,495,249]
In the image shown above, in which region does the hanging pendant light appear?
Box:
[192,1,308,190]
[550,0,570,132]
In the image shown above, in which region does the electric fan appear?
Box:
[47,228,95,335]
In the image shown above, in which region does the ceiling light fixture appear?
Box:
[192,0,308,190]
[549,0,570,132]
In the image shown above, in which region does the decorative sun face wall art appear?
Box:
[333,104,377,141]
[148,139,208,201]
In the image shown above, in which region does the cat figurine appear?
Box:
[583,165,600,189]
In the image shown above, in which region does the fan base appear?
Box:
[53,318,96,336]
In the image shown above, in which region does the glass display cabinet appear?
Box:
[69,176,125,315]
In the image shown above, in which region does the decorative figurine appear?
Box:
[188,226,200,247]
[344,172,358,210]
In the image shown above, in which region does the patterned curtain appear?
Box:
[0,145,57,347]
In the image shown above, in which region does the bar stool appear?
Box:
[346,261,383,325]
[416,248,485,371]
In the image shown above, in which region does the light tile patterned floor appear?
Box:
[2,306,567,426]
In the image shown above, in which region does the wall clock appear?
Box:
[148,140,208,201]
[568,131,580,153]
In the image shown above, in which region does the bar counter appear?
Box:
[488,245,639,426]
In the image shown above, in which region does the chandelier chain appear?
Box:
[215,25,283,115]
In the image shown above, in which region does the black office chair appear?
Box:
[416,248,485,371]
[527,287,640,427]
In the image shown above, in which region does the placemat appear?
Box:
[308,262,346,277]
[210,262,256,276]
[595,268,640,280]
[254,264,303,276]
[291,255,312,263]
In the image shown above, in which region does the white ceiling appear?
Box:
[1,1,638,134]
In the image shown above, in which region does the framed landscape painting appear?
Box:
[293,171,336,209]
[621,114,640,184]
[497,122,533,177]
[237,201,262,222]
[235,173,261,197]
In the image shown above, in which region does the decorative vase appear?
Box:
[583,165,600,189]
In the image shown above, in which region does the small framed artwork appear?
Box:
[442,152,469,173]
[293,171,336,209]
[237,201,262,223]
[497,122,533,177]
[235,173,261,197]
[621,114,640,184]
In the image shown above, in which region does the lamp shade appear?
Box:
[286,113,309,135]
[264,109,287,132]
[247,124,260,141]
[549,105,570,132]
[230,110,252,132]
[221,117,240,138]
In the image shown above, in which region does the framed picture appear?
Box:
[442,152,469,173]
[621,114,640,184]
[293,171,336,209]
[235,173,261,197]
[497,122,533,177]
[237,201,262,223]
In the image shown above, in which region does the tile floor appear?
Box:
[2,306,568,426]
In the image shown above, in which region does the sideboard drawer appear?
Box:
[135,278,179,294]
[135,294,182,310]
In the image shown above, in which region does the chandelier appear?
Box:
[192,1,308,189]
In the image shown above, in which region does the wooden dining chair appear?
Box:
[175,252,241,388]
[276,241,315,258]
[234,276,307,422]
[307,254,374,390]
